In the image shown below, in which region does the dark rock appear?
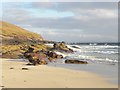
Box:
[22,68,29,70]
[48,51,57,58]
[23,46,64,65]
[24,47,47,65]
[46,51,63,61]
[56,55,63,59]
[10,67,14,69]
[71,46,80,49]
[65,59,88,64]
[39,60,48,65]
[26,63,34,65]
[26,52,48,65]
[53,43,59,49]
[53,42,73,53]
[28,47,34,52]
[23,46,34,58]
[48,57,56,62]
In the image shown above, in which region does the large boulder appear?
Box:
[24,47,34,58]
[46,51,63,62]
[24,47,48,65]
[25,52,48,65]
[65,59,88,64]
[53,42,73,53]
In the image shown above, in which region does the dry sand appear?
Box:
[0,59,117,88]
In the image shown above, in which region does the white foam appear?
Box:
[55,51,67,58]
[67,45,82,52]
[80,50,118,54]
[45,44,53,47]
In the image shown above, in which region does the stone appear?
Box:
[39,60,48,65]
[10,67,14,69]
[53,42,73,53]
[23,47,34,58]
[65,59,88,64]
[48,57,55,62]
[26,63,33,65]
[71,46,80,49]
[23,46,64,65]
[22,68,29,70]
[56,55,63,59]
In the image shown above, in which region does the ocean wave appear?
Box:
[45,44,118,64]
[67,45,82,52]
[79,45,119,49]
[81,50,118,54]
[55,51,67,58]
[67,45,118,54]
[65,54,118,63]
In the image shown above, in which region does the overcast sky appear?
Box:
[0,2,118,42]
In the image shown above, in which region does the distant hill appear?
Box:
[0,21,43,45]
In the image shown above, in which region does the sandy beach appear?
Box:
[1,59,117,88]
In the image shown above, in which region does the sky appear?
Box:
[0,1,118,43]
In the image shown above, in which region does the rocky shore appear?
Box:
[1,21,88,65]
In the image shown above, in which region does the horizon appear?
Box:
[0,2,118,43]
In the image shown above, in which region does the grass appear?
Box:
[0,21,43,41]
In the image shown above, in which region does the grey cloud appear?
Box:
[34,29,117,42]
[2,2,118,42]
[31,2,118,11]
[3,11,117,42]
[21,17,117,35]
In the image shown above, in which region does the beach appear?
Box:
[1,1,119,89]
[1,59,117,88]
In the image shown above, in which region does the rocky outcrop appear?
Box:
[65,59,88,64]
[46,51,63,62]
[52,42,73,53]
[24,47,63,65]
[24,47,47,65]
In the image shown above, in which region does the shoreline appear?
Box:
[48,61,118,85]
[1,59,118,88]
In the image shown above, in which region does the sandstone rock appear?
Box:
[65,59,88,64]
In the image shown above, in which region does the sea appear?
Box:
[47,43,119,84]
[66,43,119,65]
